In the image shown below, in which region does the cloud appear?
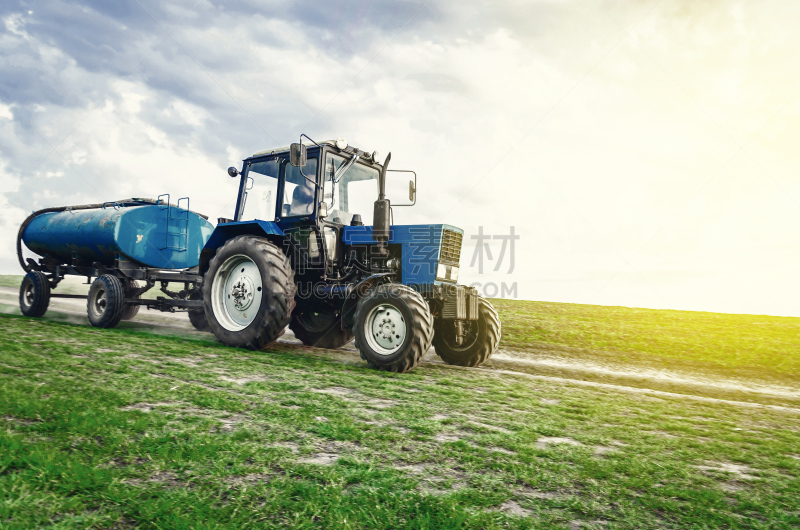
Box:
[1,0,799,316]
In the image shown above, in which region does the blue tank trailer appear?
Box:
[17,138,501,372]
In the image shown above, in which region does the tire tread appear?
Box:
[433,297,501,367]
[19,271,50,318]
[203,236,295,350]
[354,284,433,373]
[87,275,125,329]
[120,279,140,321]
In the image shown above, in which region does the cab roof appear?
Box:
[248,140,379,165]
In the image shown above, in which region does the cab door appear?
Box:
[275,152,326,274]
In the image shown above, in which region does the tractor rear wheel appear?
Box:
[19,271,50,318]
[354,284,433,373]
[432,297,501,367]
[290,306,353,349]
[203,235,295,350]
[87,275,126,328]
[120,279,141,320]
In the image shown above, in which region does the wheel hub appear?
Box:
[366,304,407,354]
[94,289,107,313]
[230,275,255,311]
[23,284,34,306]
[212,254,264,332]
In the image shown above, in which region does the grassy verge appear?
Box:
[492,299,800,378]
[5,273,798,378]
[1,314,799,529]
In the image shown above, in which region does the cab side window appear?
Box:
[282,158,318,217]
[240,159,280,222]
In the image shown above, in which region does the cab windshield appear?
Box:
[323,153,379,225]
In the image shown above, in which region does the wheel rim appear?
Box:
[364,303,407,355]
[22,282,34,309]
[211,254,263,332]
[91,287,108,316]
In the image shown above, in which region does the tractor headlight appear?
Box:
[437,263,447,281]
[450,266,459,282]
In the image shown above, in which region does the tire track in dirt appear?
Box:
[2,286,797,412]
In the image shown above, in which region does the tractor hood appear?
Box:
[343,224,463,286]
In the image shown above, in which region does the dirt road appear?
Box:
[1,285,797,409]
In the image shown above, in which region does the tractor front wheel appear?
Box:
[432,297,501,367]
[203,235,295,350]
[19,271,50,318]
[354,284,433,373]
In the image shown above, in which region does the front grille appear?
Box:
[442,290,466,320]
[441,285,480,320]
[440,229,462,265]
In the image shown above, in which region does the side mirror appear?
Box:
[409,180,416,202]
[290,143,307,167]
[227,167,239,177]
[318,202,328,218]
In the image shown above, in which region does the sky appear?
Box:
[1,0,799,317]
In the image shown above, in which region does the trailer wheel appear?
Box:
[87,275,125,328]
[290,306,353,349]
[203,235,295,350]
[19,271,50,318]
[432,297,501,367]
[188,291,210,332]
[120,280,140,321]
[354,284,433,373]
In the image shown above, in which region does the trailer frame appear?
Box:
[28,256,204,313]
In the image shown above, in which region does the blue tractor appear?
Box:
[16,136,501,372]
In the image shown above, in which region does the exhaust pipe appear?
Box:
[373,152,391,256]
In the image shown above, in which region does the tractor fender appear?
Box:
[341,273,394,330]
[199,220,285,275]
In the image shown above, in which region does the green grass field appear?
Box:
[4,274,799,378]
[1,314,799,529]
[492,299,800,378]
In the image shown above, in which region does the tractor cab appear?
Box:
[230,139,391,271]
[234,140,384,226]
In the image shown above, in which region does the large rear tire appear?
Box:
[289,306,353,349]
[87,275,125,329]
[203,235,295,350]
[354,284,433,373]
[433,297,500,367]
[19,272,50,318]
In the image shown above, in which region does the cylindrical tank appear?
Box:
[22,202,214,270]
